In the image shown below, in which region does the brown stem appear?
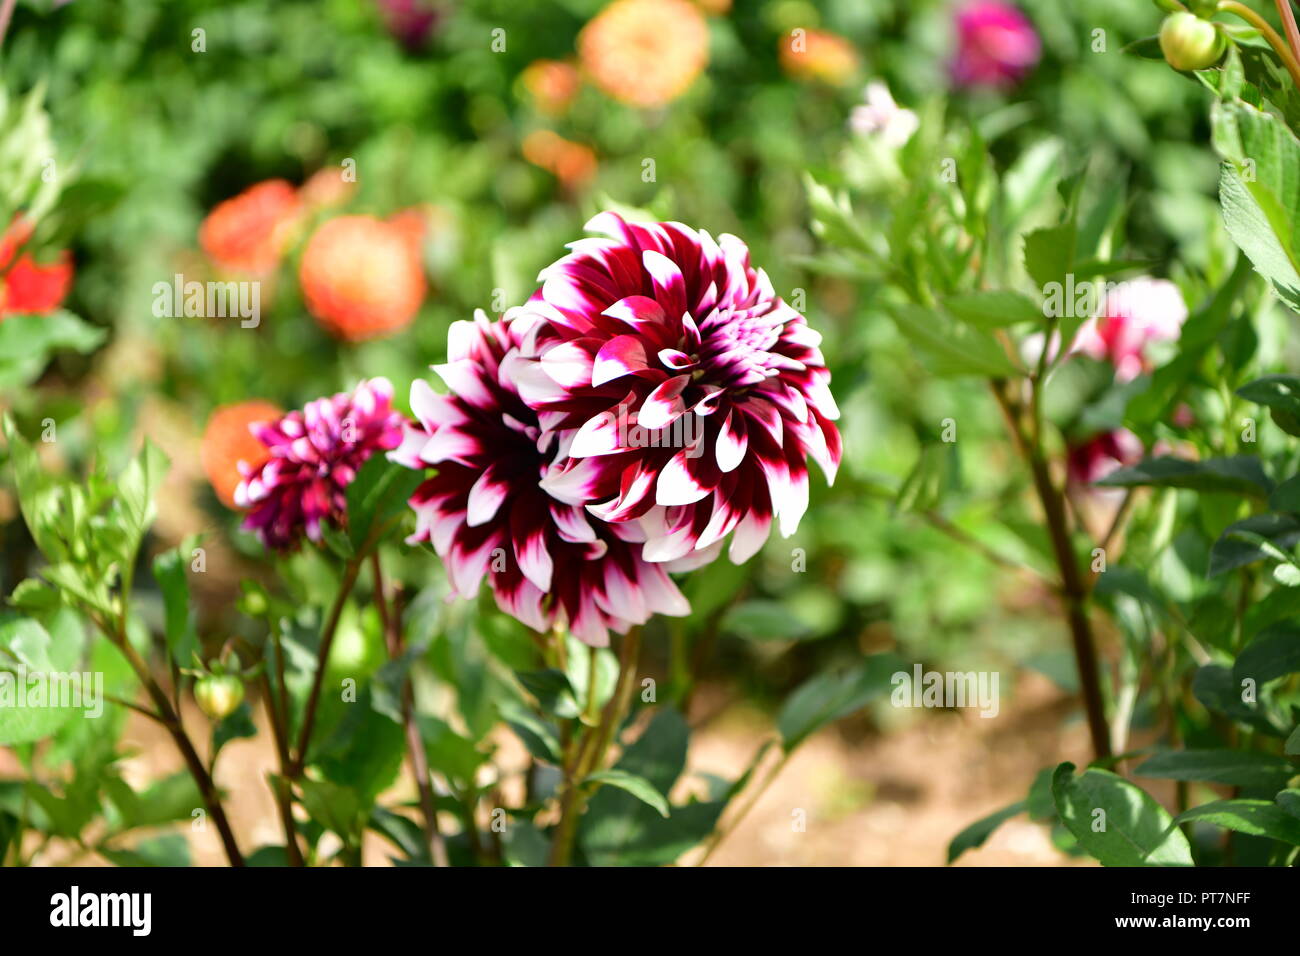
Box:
[110,626,245,866]
[289,556,362,777]
[1276,0,1300,64]
[992,383,1112,761]
[259,674,305,866]
[373,552,449,867]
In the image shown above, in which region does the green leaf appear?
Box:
[104,771,202,831]
[1239,375,1300,437]
[99,833,191,867]
[1210,513,1300,576]
[1023,221,1076,292]
[1270,474,1300,511]
[0,616,85,745]
[1176,799,1300,845]
[943,291,1043,330]
[887,304,1022,379]
[1136,749,1297,790]
[1234,624,1300,685]
[212,701,258,761]
[1097,455,1271,497]
[345,453,424,551]
[112,440,169,572]
[1211,98,1300,314]
[777,653,903,752]
[151,540,199,666]
[1051,763,1193,866]
[585,770,670,818]
[1287,726,1300,755]
[947,801,1025,864]
[417,715,487,786]
[297,777,365,842]
[515,668,581,719]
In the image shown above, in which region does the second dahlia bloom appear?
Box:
[1067,428,1143,486]
[578,0,709,108]
[0,216,73,317]
[392,312,689,646]
[299,215,427,341]
[507,212,841,567]
[952,1,1040,89]
[199,179,303,274]
[1073,278,1187,383]
[235,379,405,551]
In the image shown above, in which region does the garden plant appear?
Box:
[0,0,1299,876]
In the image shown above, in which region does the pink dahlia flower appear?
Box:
[235,378,406,551]
[952,1,1041,89]
[392,311,690,646]
[506,212,841,567]
[1066,428,1143,486]
[1073,278,1187,383]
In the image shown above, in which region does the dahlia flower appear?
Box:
[299,215,426,341]
[235,379,406,551]
[578,0,709,108]
[1073,278,1187,383]
[779,29,860,86]
[199,179,303,274]
[506,212,841,568]
[952,1,1040,89]
[1067,428,1143,486]
[392,312,689,646]
[0,216,73,317]
[521,60,582,116]
[202,400,282,509]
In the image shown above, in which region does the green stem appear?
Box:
[1219,2,1300,88]
[548,627,642,866]
[289,555,363,777]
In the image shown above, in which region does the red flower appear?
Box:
[0,217,73,317]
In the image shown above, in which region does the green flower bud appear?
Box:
[1159,12,1225,72]
[194,675,245,721]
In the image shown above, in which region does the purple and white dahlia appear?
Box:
[392,311,689,646]
[235,378,406,551]
[507,212,841,566]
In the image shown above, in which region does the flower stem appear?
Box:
[289,555,363,777]
[259,671,306,866]
[548,627,642,866]
[371,552,450,867]
[1219,1,1300,88]
[105,618,246,866]
[992,382,1112,762]
[1275,0,1300,63]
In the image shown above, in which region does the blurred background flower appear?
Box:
[578,0,709,107]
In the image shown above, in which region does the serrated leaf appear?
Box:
[1051,763,1193,866]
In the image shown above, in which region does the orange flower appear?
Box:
[300,167,357,210]
[578,0,709,108]
[0,217,72,317]
[521,59,582,115]
[299,215,426,341]
[387,206,430,256]
[201,400,282,508]
[522,131,598,189]
[779,28,860,85]
[199,179,303,274]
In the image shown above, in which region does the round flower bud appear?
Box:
[194,675,245,721]
[1159,13,1225,72]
